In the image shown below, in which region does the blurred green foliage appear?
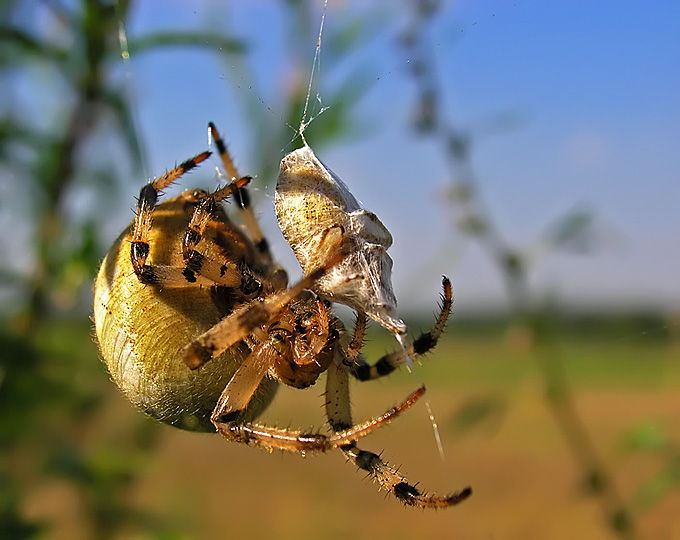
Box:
[624,421,680,510]
[0,0,381,536]
[1,0,151,535]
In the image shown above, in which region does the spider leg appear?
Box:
[341,443,472,509]
[182,176,250,260]
[130,240,257,289]
[209,333,272,425]
[325,356,472,508]
[209,122,273,264]
[350,276,453,382]
[130,161,263,292]
[131,151,211,279]
[210,337,426,452]
[344,309,367,368]
[178,176,263,293]
[180,252,345,370]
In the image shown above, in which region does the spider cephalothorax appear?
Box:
[263,295,340,389]
[93,123,471,508]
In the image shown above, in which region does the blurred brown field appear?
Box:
[13,319,680,540]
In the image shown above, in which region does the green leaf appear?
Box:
[100,90,146,172]
[127,32,246,56]
[632,456,680,509]
[624,421,671,453]
[0,26,68,63]
[542,208,597,254]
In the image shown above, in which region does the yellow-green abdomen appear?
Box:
[93,226,276,432]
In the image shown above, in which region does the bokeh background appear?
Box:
[1,1,678,539]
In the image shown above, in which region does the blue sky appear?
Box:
[60,1,680,313]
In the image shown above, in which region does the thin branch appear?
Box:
[400,3,635,538]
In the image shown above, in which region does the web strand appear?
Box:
[396,334,447,463]
[298,0,329,145]
[113,0,149,181]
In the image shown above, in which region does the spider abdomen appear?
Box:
[93,197,277,432]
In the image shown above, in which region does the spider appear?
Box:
[93,123,472,508]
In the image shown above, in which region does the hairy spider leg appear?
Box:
[182,176,250,259]
[209,122,273,264]
[179,176,263,294]
[130,151,231,287]
[129,152,261,291]
[209,335,426,452]
[179,229,347,370]
[350,277,453,382]
[131,151,210,281]
[325,355,472,508]
[172,249,426,452]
